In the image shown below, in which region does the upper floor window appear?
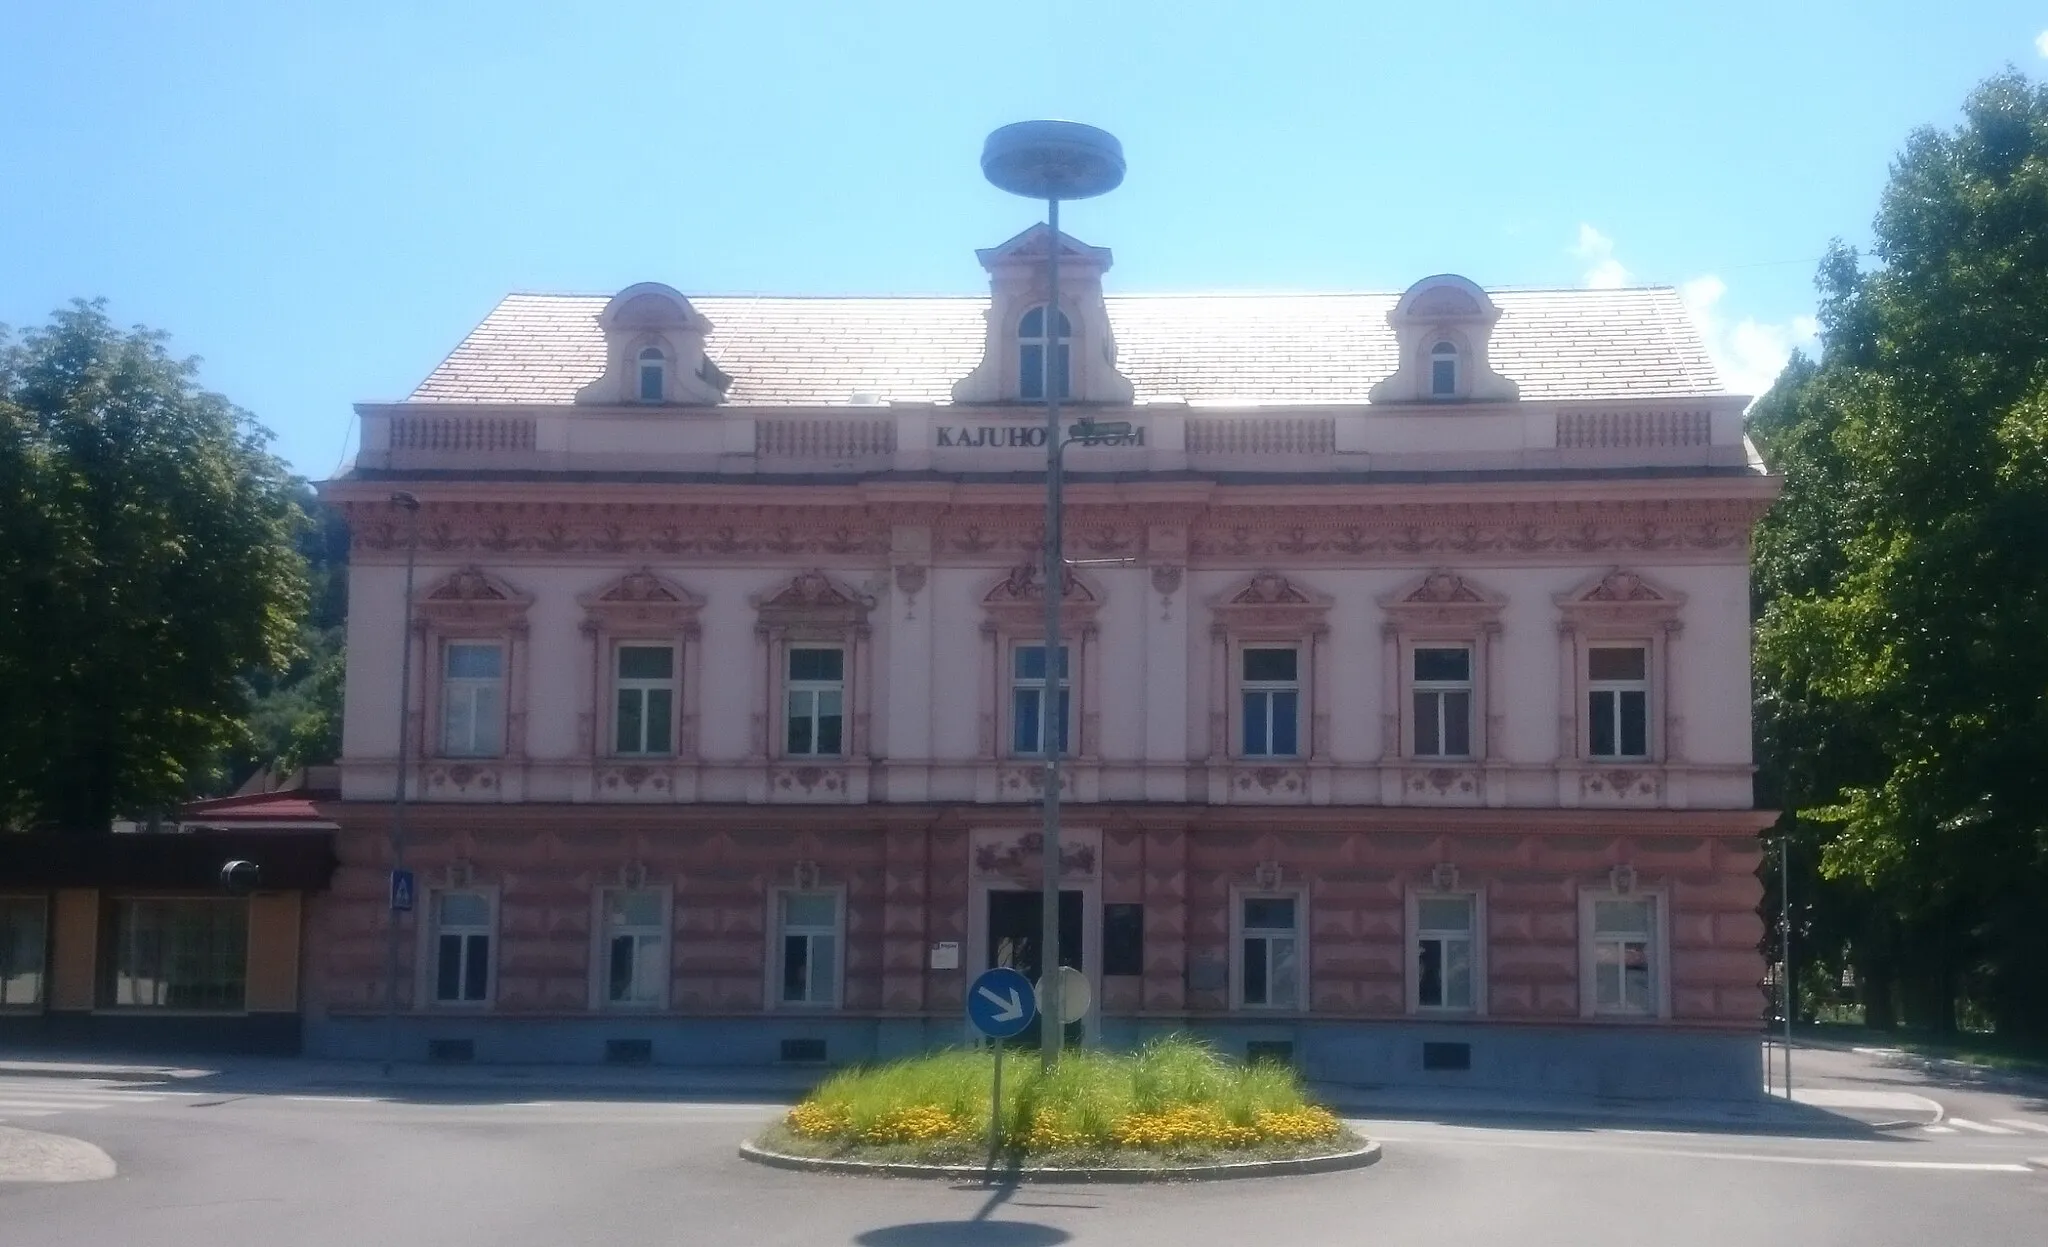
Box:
[785,647,845,757]
[637,347,666,402]
[1429,341,1459,397]
[1011,643,1071,756]
[441,641,505,757]
[1587,645,1649,759]
[1240,647,1300,758]
[1412,646,1473,758]
[1017,305,1071,401]
[613,644,675,756]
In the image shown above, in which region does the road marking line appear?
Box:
[1922,1125,1957,1134]
[1992,1119,2048,1135]
[0,1098,123,1112]
[0,1109,61,1118]
[1947,1118,2019,1135]
[1368,1134,2031,1173]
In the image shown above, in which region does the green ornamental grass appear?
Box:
[774,1035,1352,1165]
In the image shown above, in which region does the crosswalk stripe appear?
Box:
[1992,1118,2048,1135]
[1946,1118,2019,1135]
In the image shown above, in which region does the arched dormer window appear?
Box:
[1017,305,1071,401]
[637,347,666,403]
[1429,341,1459,398]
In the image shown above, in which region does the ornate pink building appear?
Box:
[316,227,1777,1094]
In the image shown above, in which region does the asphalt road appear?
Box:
[3,1049,2047,1247]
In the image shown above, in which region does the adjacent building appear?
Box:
[311,226,1778,1095]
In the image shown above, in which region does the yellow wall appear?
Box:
[244,893,302,1013]
[49,889,98,1010]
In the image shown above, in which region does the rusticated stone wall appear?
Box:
[307,804,1766,1032]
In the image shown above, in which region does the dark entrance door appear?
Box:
[986,889,1084,1047]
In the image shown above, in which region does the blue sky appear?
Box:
[2,2,2040,477]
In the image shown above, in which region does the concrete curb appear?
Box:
[737,1138,1381,1183]
[0,1127,118,1184]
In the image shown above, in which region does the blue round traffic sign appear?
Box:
[966,966,1038,1038]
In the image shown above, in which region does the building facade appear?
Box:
[315,227,1778,1095]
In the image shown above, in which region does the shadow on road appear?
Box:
[855,1175,1072,1247]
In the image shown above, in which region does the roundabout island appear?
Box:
[739,1036,1379,1183]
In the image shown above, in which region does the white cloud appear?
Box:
[1571,223,1632,288]
[2035,29,2048,57]
[1681,275,1820,401]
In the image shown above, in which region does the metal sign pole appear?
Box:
[1782,833,1794,1098]
[1038,193,1066,1070]
[988,1042,1004,1172]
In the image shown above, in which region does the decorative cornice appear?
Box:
[342,496,1766,565]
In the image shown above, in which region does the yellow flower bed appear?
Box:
[785,1101,852,1138]
[1251,1106,1343,1144]
[1108,1106,1259,1149]
[792,1101,1342,1151]
[790,1102,972,1145]
[1021,1118,1097,1152]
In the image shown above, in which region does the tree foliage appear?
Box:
[0,301,308,830]
[1755,72,2048,1037]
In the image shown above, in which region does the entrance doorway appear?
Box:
[986,888,1084,1047]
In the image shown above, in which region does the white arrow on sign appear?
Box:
[976,985,1026,1023]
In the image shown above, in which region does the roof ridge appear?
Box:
[491,285,1683,302]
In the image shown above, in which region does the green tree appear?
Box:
[1754,71,2048,1038]
[0,300,307,830]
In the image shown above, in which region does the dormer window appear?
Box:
[1368,275,1519,405]
[637,348,666,403]
[1430,341,1459,397]
[1017,305,1071,401]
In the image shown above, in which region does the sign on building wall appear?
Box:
[934,424,1145,449]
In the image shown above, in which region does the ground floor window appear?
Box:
[0,898,47,1007]
[1235,892,1302,1010]
[1414,893,1478,1012]
[775,890,841,1007]
[103,898,246,1010]
[600,887,667,1008]
[1585,892,1661,1017]
[433,890,495,1005]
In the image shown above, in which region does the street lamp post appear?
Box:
[981,120,1125,1066]
[382,490,421,1076]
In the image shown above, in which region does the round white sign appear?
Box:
[1035,966,1093,1024]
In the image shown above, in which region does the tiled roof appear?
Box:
[408,287,1725,407]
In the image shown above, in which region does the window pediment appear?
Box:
[1380,568,1506,628]
[416,566,531,630]
[980,564,1102,631]
[753,570,873,633]
[1555,567,1684,628]
[1211,571,1332,633]
[579,568,704,632]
